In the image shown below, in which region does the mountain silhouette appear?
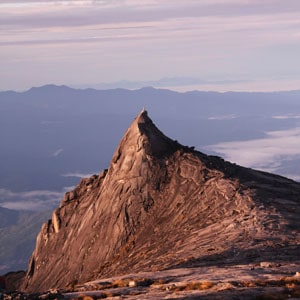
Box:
[21,110,300,293]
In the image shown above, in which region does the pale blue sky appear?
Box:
[1,0,300,91]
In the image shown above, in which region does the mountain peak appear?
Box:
[21,111,300,293]
[131,108,151,128]
[112,109,180,163]
[135,108,154,126]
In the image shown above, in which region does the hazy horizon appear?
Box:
[1,0,300,92]
[2,80,300,94]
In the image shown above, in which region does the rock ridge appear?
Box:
[21,110,300,293]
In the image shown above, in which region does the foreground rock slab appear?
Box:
[61,262,300,299]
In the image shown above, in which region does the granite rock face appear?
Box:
[21,111,300,293]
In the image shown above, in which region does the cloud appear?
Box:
[1,200,56,211]
[205,127,300,179]
[0,187,72,211]
[62,172,97,178]
[51,148,63,157]
[272,114,300,120]
[2,1,300,43]
[208,115,237,120]
[176,78,300,93]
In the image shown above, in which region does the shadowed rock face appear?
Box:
[21,111,300,293]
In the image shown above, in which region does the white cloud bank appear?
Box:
[62,172,98,178]
[0,187,73,211]
[0,169,98,211]
[205,126,300,180]
[272,114,300,120]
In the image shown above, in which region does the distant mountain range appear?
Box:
[1,85,300,272]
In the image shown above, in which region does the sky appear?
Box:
[1,0,300,91]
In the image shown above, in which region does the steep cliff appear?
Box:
[22,110,300,293]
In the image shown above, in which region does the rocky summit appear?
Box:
[21,110,300,293]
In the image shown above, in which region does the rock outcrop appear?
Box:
[21,110,300,293]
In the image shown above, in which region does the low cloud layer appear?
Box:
[62,172,98,178]
[205,126,300,181]
[208,114,237,120]
[272,114,300,120]
[0,187,73,211]
[0,168,98,211]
